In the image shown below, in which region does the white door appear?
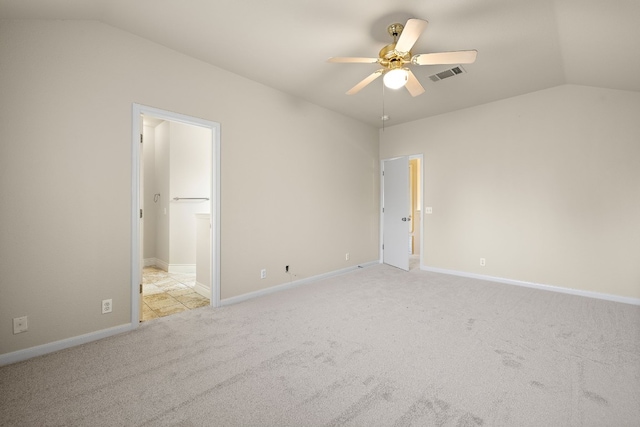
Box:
[138,116,144,321]
[383,157,410,270]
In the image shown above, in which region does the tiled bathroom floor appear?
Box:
[142,266,210,321]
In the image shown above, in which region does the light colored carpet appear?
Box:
[1,264,639,426]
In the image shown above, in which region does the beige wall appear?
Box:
[0,20,379,355]
[142,124,157,261]
[381,84,640,299]
[167,121,211,269]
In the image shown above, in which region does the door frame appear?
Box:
[379,154,424,269]
[131,103,221,326]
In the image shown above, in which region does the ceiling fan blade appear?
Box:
[346,70,383,95]
[395,18,428,53]
[412,50,478,65]
[328,57,379,64]
[405,69,425,97]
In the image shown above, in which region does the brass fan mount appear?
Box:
[387,23,404,39]
[379,23,412,70]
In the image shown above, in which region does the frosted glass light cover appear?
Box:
[383,69,408,89]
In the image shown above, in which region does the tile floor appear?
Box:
[142,266,210,321]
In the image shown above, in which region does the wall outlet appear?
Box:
[425,207,433,214]
[345,253,350,261]
[260,269,267,279]
[102,299,113,314]
[13,316,28,334]
[480,258,486,267]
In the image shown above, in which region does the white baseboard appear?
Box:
[168,264,196,274]
[194,281,211,299]
[143,258,157,267]
[0,261,372,366]
[146,260,195,274]
[155,259,169,271]
[145,259,193,273]
[421,266,640,306]
[221,260,380,307]
[0,323,136,367]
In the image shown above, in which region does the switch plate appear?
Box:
[102,299,113,314]
[425,207,433,214]
[260,269,267,279]
[13,316,28,334]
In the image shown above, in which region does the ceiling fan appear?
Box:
[328,19,477,97]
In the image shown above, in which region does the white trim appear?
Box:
[132,104,222,330]
[421,266,640,306]
[168,264,196,274]
[0,324,135,367]
[154,258,169,271]
[132,107,141,327]
[221,261,380,307]
[194,281,211,299]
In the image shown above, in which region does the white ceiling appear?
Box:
[2,0,639,127]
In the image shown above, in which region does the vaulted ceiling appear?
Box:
[2,0,639,127]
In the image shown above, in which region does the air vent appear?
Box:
[428,66,465,82]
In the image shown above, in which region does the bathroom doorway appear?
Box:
[131,104,220,325]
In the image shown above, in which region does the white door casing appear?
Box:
[131,104,221,327]
[382,157,410,271]
[138,116,144,321]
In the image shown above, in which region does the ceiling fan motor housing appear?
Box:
[379,44,411,69]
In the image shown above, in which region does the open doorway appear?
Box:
[131,104,220,325]
[140,118,211,320]
[409,156,422,270]
[381,154,423,271]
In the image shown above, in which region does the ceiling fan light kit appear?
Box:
[383,68,409,89]
[328,18,477,97]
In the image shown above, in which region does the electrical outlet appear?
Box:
[480,258,486,267]
[13,316,28,334]
[260,269,267,279]
[425,207,433,214]
[102,299,113,314]
[345,253,350,261]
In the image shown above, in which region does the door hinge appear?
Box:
[382,244,384,250]
[140,209,143,219]
[140,134,143,143]
[140,283,142,293]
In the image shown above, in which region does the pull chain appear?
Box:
[381,81,386,131]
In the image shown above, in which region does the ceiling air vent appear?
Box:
[428,66,465,82]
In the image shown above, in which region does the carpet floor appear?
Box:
[1,264,639,426]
